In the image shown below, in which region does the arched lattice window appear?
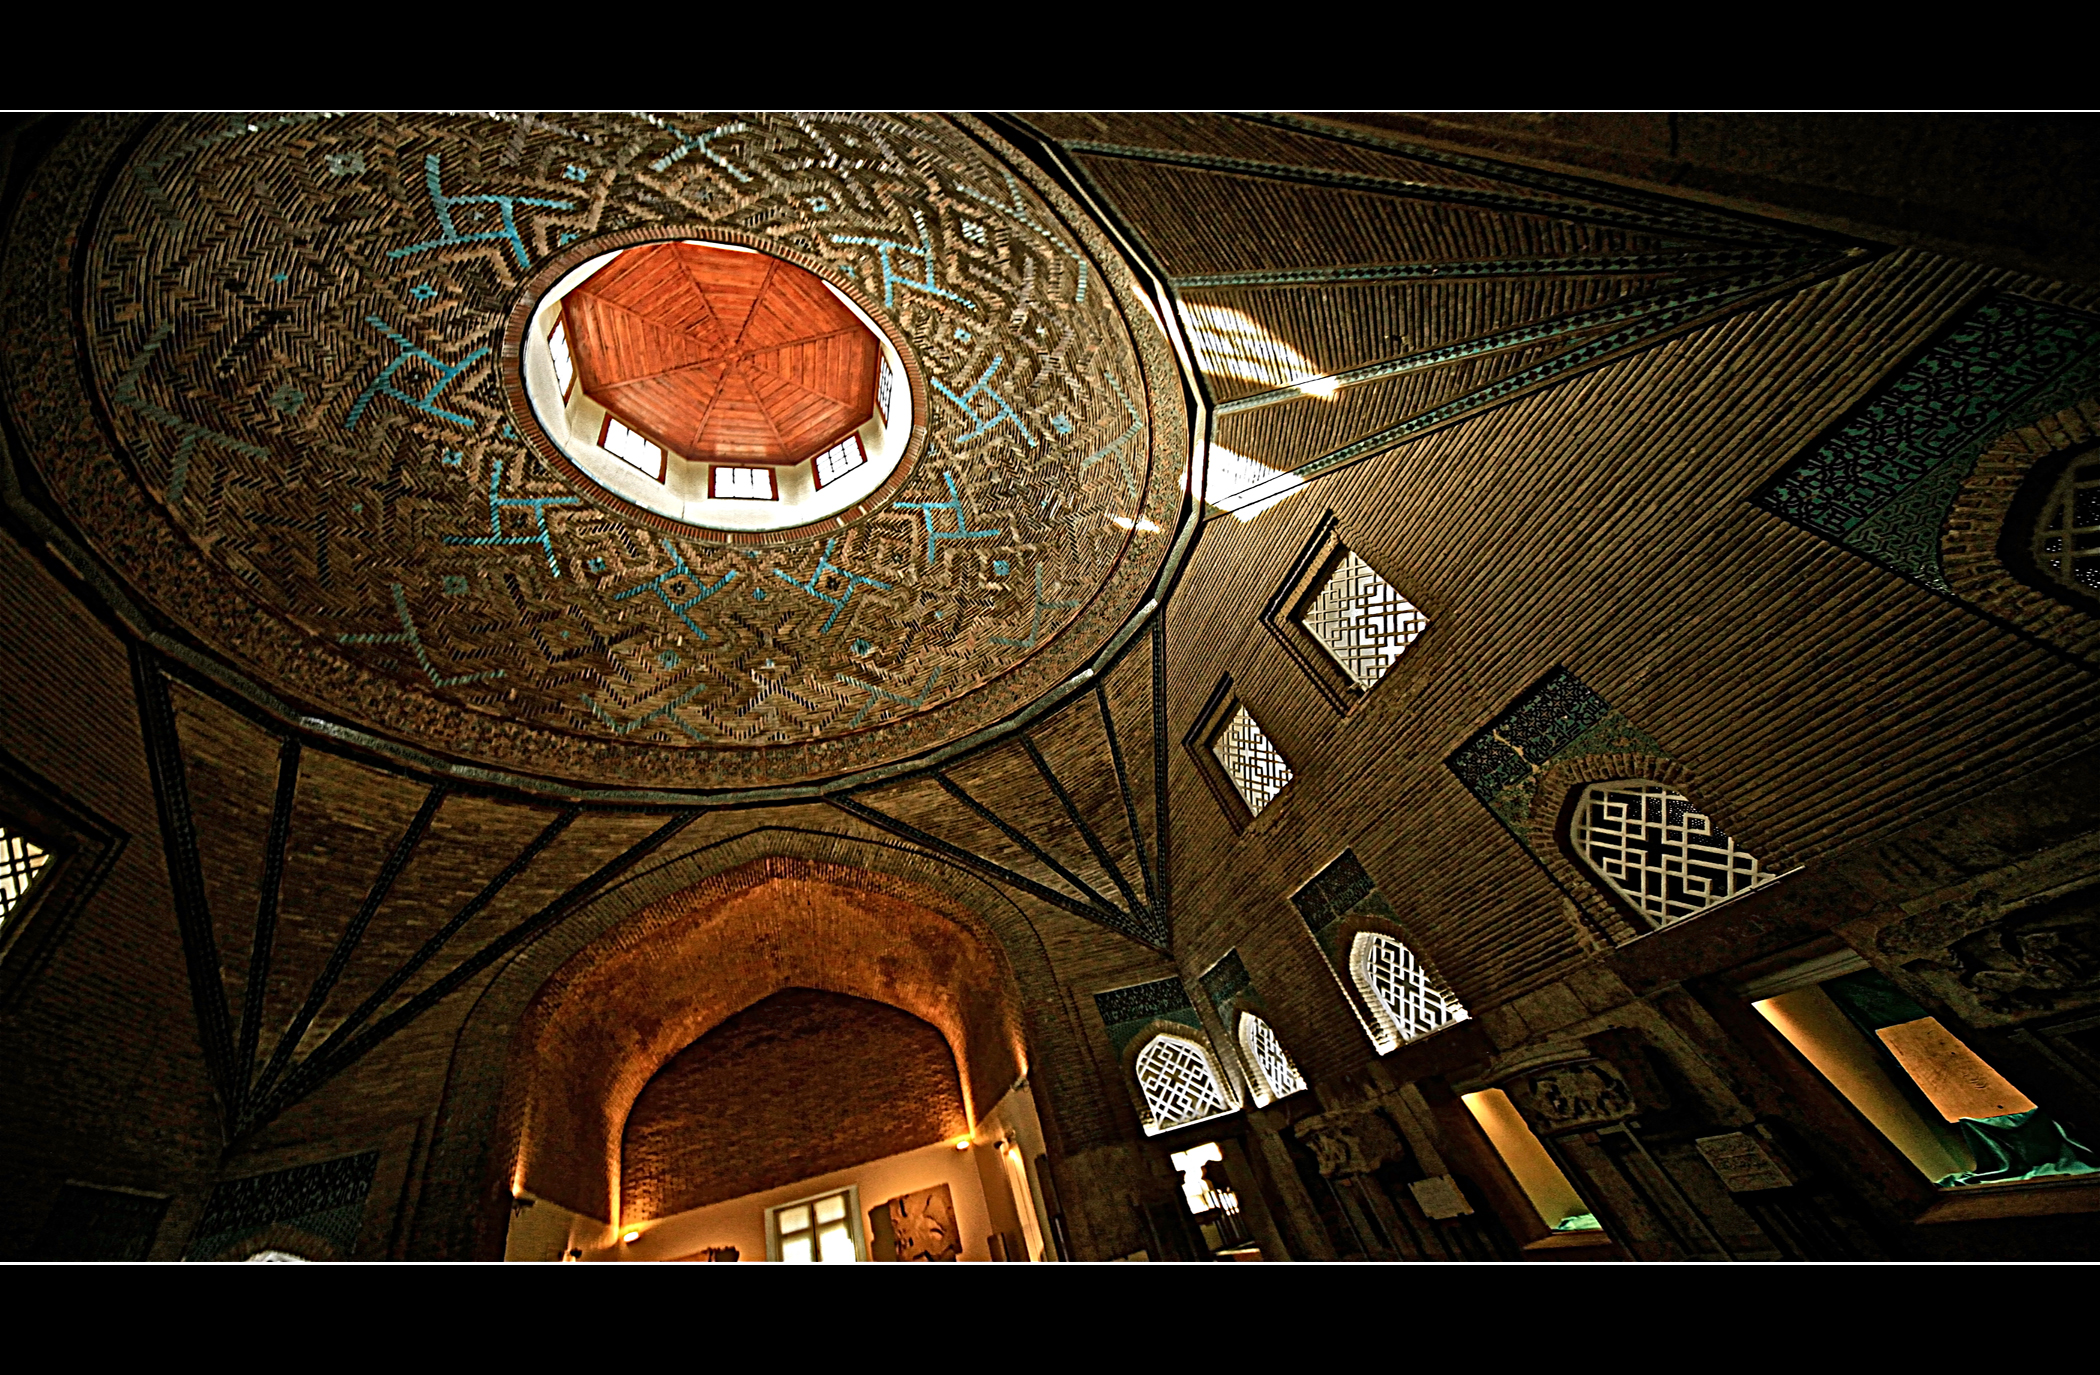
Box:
[2032,450,2100,599]
[1298,549,1430,689]
[1134,1034,1234,1133]
[1352,932,1466,1047]
[1570,780,1770,927]
[1237,1012,1307,1105]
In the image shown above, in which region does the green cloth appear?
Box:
[1821,969,1931,1034]
[1936,1108,2100,1188]
[1551,1212,1602,1232]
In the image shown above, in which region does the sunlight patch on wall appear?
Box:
[1178,304,1339,399]
[1188,444,1307,521]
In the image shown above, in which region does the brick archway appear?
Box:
[500,856,1027,1223]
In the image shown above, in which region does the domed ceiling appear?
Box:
[7,113,1188,796]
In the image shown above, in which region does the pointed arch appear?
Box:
[1350,931,1467,1049]
[1133,1031,1236,1135]
[1235,1011,1306,1106]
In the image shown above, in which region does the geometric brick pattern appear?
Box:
[35,114,1185,794]
[1095,975,1196,1036]
[1290,851,1377,935]
[1446,666,1669,844]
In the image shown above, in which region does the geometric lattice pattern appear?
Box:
[1354,932,1466,1045]
[1299,549,1428,689]
[1446,666,1669,848]
[2036,451,2100,597]
[1135,1034,1233,1132]
[1570,780,1769,928]
[1212,705,1291,814]
[1237,1012,1306,1103]
[0,824,51,924]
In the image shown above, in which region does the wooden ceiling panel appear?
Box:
[749,332,879,402]
[694,372,786,459]
[565,242,876,464]
[565,297,716,395]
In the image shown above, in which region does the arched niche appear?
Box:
[498,857,1027,1224]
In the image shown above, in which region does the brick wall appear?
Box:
[620,988,966,1222]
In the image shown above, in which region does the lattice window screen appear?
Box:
[1571,780,1770,927]
[1212,705,1291,814]
[1,826,51,924]
[1299,550,1429,689]
[1135,1035,1233,1131]
[1355,932,1466,1044]
[2036,453,2100,596]
[1238,1013,1307,1103]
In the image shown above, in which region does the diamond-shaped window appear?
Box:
[1299,550,1428,690]
[1211,705,1291,814]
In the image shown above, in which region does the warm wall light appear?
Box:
[953,1138,972,1151]
[622,1230,641,1243]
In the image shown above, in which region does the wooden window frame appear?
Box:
[597,414,666,482]
[766,1185,865,1262]
[811,433,868,490]
[710,464,780,501]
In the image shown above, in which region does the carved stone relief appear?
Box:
[872,1183,961,1262]
[1876,879,2100,1028]
[1294,1106,1403,1178]
[1505,1058,1643,1135]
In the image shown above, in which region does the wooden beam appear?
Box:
[248,809,704,1132]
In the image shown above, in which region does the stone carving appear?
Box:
[1408,1174,1474,1219]
[1695,1132,1796,1193]
[881,1183,961,1262]
[1295,1107,1402,1177]
[1883,883,2100,1026]
[1510,1059,1640,1134]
